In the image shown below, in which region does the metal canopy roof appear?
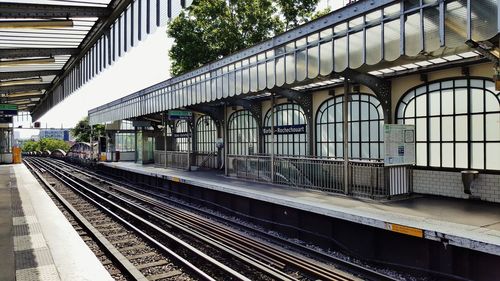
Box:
[0,0,192,120]
[88,0,500,125]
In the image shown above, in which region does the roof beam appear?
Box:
[0,3,111,19]
[0,70,60,80]
[0,48,79,59]
[0,83,50,95]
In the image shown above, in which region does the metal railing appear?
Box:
[228,154,394,198]
[195,151,219,169]
[154,150,189,170]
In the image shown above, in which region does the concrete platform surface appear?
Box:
[102,161,500,256]
[0,164,113,281]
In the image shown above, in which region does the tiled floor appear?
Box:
[0,165,113,281]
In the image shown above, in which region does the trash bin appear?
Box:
[461,170,479,194]
[115,151,120,162]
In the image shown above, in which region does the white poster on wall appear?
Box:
[384,124,416,166]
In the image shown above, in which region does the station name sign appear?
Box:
[0,104,18,116]
[173,132,192,138]
[262,124,306,135]
[168,110,192,120]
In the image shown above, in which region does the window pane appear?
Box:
[430,143,440,167]
[416,118,427,141]
[471,143,484,169]
[471,89,484,113]
[455,88,468,114]
[416,95,427,117]
[486,113,500,141]
[442,117,453,141]
[455,115,468,141]
[442,143,454,168]
[441,89,454,115]
[471,115,484,141]
[486,143,500,170]
[455,143,468,168]
[429,117,440,141]
[429,91,440,116]
[416,143,427,166]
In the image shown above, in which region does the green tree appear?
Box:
[167,0,320,75]
[22,140,39,152]
[71,116,105,142]
[38,138,70,152]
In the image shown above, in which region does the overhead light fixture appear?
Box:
[5,91,44,98]
[0,77,43,87]
[10,100,32,105]
[0,57,55,67]
[0,19,74,29]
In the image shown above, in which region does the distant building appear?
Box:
[39,129,70,141]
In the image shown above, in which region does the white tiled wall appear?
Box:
[413,170,500,203]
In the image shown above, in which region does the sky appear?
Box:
[16,0,344,138]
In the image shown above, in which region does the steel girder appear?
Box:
[0,83,50,95]
[0,48,79,59]
[0,70,60,80]
[0,3,110,18]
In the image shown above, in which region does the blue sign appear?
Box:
[262,124,306,135]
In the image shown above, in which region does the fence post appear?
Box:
[343,80,350,195]
[270,93,275,184]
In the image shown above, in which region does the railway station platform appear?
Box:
[101,161,500,257]
[0,164,113,281]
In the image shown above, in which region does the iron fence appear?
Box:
[228,154,409,198]
[154,150,189,170]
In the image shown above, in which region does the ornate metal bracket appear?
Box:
[226,98,262,127]
[341,69,392,123]
[187,104,224,126]
[272,88,313,119]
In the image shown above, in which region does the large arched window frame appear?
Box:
[195,115,217,152]
[228,110,258,155]
[316,93,384,160]
[174,120,190,152]
[396,77,500,171]
[264,103,308,156]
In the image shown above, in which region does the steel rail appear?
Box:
[28,157,299,281]
[25,157,236,281]
[33,157,298,281]
[49,158,388,281]
[23,159,148,281]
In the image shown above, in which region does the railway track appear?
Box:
[26,156,399,281]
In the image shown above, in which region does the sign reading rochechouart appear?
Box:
[173,132,192,138]
[262,124,306,135]
[384,124,415,166]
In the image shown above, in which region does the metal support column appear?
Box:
[270,93,275,183]
[187,120,191,171]
[343,80,350,195]
[90,124,94,161]
[224,102,229,176]
[163,112,167,168]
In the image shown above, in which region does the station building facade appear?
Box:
[89,0,500,203]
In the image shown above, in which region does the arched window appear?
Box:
[316,93,384,160]
[174,120,189,152]
[396,78,500,170]
[264,103,308,156]
[228,110,258,155]
[196,115,217,152]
